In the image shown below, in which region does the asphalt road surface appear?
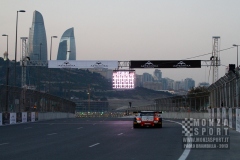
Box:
[0,118,240,160]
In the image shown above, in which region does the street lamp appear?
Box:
[14,10,25,86]
[87,87,91,117]
[2,34,9,112]
[48,36,57,94]
[50,36,57,60]
[233,44,240,68]
[66,50,71,60]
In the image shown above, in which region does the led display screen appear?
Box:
[112,70,135,89]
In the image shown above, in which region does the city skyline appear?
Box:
[1,0,240,86]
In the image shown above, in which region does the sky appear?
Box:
[1,0,240,86]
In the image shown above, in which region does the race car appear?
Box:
[133,111,162,128]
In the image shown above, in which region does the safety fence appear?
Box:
[208,107,240,132]
[208,68,240,109]
[0,85,76,113]
[154,94,209,112]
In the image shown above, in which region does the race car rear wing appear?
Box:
[133,111,162,114]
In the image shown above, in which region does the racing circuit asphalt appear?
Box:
[0,118,240,160]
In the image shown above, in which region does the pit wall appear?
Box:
[0,112,75,126]
[38,112,75,120]
[162,112,209,119]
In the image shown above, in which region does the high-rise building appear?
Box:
[153,69,162,81]
[142,72,153,82]
[28,10,48,61]
[184,78,195,90]
[57,27,76,60]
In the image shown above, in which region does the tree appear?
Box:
[187,86,209,111]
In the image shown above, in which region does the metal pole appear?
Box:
[49,36,57,94]
[14,10,25,87]
[6,35,9,112]
[50,37,53,60]
[237,46,239,68]
[14,11,19,87]
[2,34,9,112]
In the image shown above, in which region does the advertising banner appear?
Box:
[17,112,22,123]
[48,60,118,69]
[10,113,16,124]
[0,113,2,126]
[236,109,240,132]
[31,112,35,122]
[222,108,226,125]
[3,112,10,125]
[229,108,233,128]
[22,112,27,123]
[130,60,201,68]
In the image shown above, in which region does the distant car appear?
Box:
[133,111,162,128]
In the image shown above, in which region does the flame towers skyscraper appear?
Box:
[57,27,76,60]
[28,10,48,61]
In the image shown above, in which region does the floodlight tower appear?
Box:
[21,37,28,88]
[211,36,220,83]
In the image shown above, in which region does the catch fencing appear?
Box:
[154,94,209,112]
[0,85,75,113]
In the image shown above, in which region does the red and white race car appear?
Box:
[133,111,162,128]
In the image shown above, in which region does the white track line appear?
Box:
[117,133,123,136]
[47,133,57,136]
[0,143,9,146]
[89,143,100,148]
[164,120,191,160]
[77,127,83,129]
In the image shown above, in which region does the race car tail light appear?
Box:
[136,117,141,123]
[136,117,141,121]
[154,117,159,121]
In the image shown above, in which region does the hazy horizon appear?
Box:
[1,0,240,85]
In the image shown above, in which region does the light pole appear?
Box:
[233,44,240,68]
[87,86,91,117]
[49,36,57,94]
[50,36,57,60]
[66,50,71,60]
[14,10,25,87]
[2,34,9,112]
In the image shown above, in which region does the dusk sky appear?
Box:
[1,0,240,85]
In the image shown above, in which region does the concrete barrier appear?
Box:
[162,112,209,119]
[38,112,75,121]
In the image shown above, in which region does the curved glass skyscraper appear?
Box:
[57,27,76,60]
[28,10,48,61]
